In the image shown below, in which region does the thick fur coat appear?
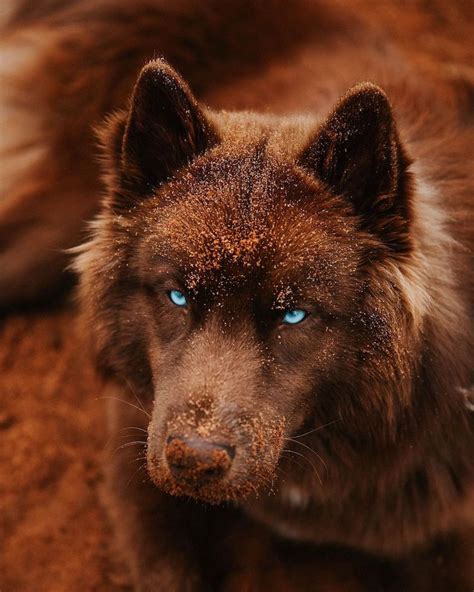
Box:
[1,1,473,590]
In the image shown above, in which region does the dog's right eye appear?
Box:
[168,289,188,307]
[282,309,307,325]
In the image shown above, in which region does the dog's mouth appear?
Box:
[146,414,286,504]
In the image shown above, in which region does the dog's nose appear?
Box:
[165,436,234,485]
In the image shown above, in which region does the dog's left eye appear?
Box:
[168,289,188,307]
[282,309,307,325]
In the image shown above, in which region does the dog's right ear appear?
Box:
[111,60,217,208]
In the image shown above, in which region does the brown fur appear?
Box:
[1,1,473,590]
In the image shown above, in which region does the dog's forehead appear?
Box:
[139,153,359,305]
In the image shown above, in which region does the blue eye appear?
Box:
[282,309,307,325]
[168,289,187,307]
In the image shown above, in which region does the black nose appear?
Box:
[165,436,235,485]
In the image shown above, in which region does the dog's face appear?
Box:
[129,153,365,502]
[78,61,413,503]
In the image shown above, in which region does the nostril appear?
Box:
[202,465,224,478]
[168,460,187,472]
[222,444,236,460]
[165,436,234,484]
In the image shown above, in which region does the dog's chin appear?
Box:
[147,459,276,505]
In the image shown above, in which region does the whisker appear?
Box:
[103,426,148,454]
[118,426,148,434]
[126,461,148,488]
[127,454,148,466]
[132,454,148,462]
[107,426,148,447]
[124,377,150,419]
[292,419,341,439]
[286,437,328,477]
[117,440,147,451]
[281,449,308,474]
[109,440,147,458]
[282,448,322,485]
[98,396,151,419]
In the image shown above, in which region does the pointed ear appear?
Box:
[298,83,412,253]
[119,59,218,198]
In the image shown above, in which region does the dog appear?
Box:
[1,1,473,589]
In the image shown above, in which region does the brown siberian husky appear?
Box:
[1,0,473,589]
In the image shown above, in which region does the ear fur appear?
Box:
[299,83,412,253]
[119,59,218,200]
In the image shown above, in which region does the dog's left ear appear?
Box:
[298,83,411,253]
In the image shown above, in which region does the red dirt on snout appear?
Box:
[165,438,233,480]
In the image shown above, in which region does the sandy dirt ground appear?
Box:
[0,309,130,591]
[1,1,473,591]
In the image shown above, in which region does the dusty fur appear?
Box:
[1,0,473,590]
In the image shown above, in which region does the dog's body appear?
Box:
[1,1,473,590]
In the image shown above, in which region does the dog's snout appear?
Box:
[165,436,234,485]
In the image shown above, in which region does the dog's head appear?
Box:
[77,60,418,503]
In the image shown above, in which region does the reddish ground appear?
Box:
[0,309,130,591]
[0,2,473,591]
